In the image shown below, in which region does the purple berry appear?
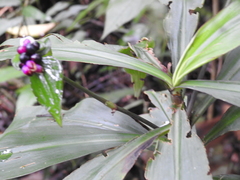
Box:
[17,46,27,54]
[26,60,37,71]
[19,53,30,63]
[35,64,43,73]
[22,65,33,76]
[26,43,36,55]
[31,53,42,64]
[22,39,31,46]
[31,41,40,51]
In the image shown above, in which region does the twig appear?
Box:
[63,76,159,129]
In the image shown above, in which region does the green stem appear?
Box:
[63,76,159,129]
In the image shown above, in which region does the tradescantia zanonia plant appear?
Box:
[1,0,240,179]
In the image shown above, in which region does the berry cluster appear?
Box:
[17,37,43,76]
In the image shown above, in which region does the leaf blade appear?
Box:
[162,0,203,71]
[30,56,63,126]
[64,125,170,180]
[145,107,211,180]
[178,80,240,107]
[204,106,240,144]
[173,1,240,86]
[0,98,147,179]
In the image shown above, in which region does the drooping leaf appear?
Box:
[141,90,172,127]
[102,0,154,39]
[30,56,63,126]
[178,80,240,107]
[204,106,240,144]
[213,174,240,180]
[0,98,147,179]
[161,0,203,71]
[173,1,240,86]
[0,34,173,86]
[125,69,146,98]
[64,125,170,180]
[0,66,24,83]
[145,107,211,180]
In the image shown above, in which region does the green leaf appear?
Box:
[141,90,172,127]
[22,5,47,22]
[64,125,170,180]
[145,107,211,180]
[0,35,173,86]
[213,174,240,180]
[0,66,24,83]
[0,98,146,179]
[128,40,168,72]
[125,69,146,98]
[173,1,240,86]
[162,0,203,71]
[48,34,172,86]
[30,56,63,126]
[66,0,101,32]
[191,45,240,123]
[102,0,154,39]
[204,106,240,144]
[178,80,240,107]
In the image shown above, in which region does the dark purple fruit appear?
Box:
[21,65,33,76]
[30,53,42,64]
[26,43,37,55]
[19,53,30,63]
[26,60,37,71]
[31,41,40,51]
[17,46,27,54]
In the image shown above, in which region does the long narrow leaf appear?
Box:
[204,106,240,144]
[0,35,172,86]
[173,1,240,86]
[178,80,240,107]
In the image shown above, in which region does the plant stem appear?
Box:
[63,76,159,129]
